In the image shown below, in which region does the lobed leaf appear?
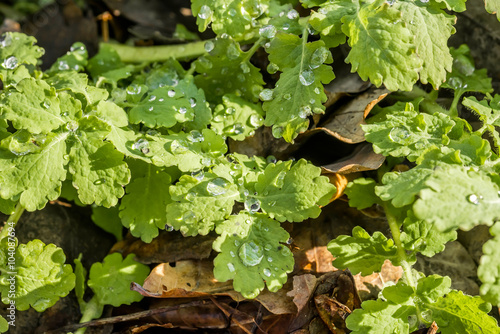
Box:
[0,239,75,312]
[213,212,293,298]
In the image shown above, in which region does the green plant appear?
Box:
[0,0,500,331]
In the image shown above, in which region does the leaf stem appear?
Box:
[242,37,265,63]
[449,90,464,117]
[384,205,425,326]
[0,203,25,240]
[75,296,104,334]
[104,40,207,63]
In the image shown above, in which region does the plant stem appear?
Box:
[242,37,265,63]
[75,296,104,334]
[0,203,25,240]
[384,206,425,325]
[449,90,464,117]
[105,40,206,63]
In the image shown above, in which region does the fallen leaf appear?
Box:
[322,143,386,174]
[318,87,389,144]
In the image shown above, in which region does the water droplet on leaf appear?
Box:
[239,241,264,266]
[207,178,229,195]
[263,268,272,277]
[272,127,284,138]
[250,114,264,127]
[467,194,481,205]
[227,262,235,272]
[170,139,189,154]
[389,127,411,144]
[259,88,273,101]
[2,56,18,69]
[310,47,329,69]
[287,9,299,19]
[259,25,277,39]
[198,5,213,19]
[204,40,215,52]
[168,90,176,97]
[244,197,261,213]
[299,70,315,86]
[94,178,106,185]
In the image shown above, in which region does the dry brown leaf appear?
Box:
[111,231,215,264]
[322,143,386,174]
[287,274,318,314]
[318,87,389,144]
[354,260,403,300]
[139,260,244,301]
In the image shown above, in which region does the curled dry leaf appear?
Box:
[317,87,389,144]
[322,143,386,174]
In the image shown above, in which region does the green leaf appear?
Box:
[346,299,414,334]
[91,205,123,241]
[129,85,194,128]
[362,107,456,162]
[120,162,173,243]
[194,38,265,104]
[87,253,150,307]
[87,44,135,84]
[345,178,381,210]
[68,116,130,207]
[442,45,493,96]
[413,165,500,231]
[211,94,264,140]
[191,0,269,38]
[0,316,8,333]
[425,290,500,333]
[0,239,75,311]
[0,78,65,133]
[376,167,435,208]
[73,255,87,310]
[167,173,239,236]
[309,2,357,48]
[327,226,401,276]
[146,129,227,172]
[0,132,67,211]
[416,275,451,304]
[485,0,500,20]
[47,42,88,74]
[400,211,457,257]
[254,159,336,222]
[433,0,467,12]
[263,32,334,142]
[478,223,500,305]
[463,95,500,149]
[395,1,455,88]
[342,0,422,91]
[213,212,293,299]
[0,32,44,86]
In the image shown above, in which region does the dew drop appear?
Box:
[179,107,188,114]
[267,63,279,74]
[132,138,150,154]
[148,106,154,112]
[467,194,481,205]
[228,8,237,16]
[165,224,174,232]
[170,139,189,154]
[230,251,236,257]
[70,42,86,54]
[298,105,311,119]
[259,88,273,101]
[447,77,464,90]
[227,262,236,272]
[189,97,197,107]
[231,123,245,135]
[275,171,286,188]
[238,241,264,266]
[283,93,291,100]
[198,5,213,19]
[42,100,51,109]
[207,178,229,195]
[420,309,433,322]
[310,47,329,69]
[314,87,321,94]
[66,121,79,132]
[204,40,215,52]
[282,23,290,31]
[272,127,284,138]
[182,210,197,224]
[168,90,176,97]
[185,192,196,202]
[187,130,204,142]
[266,155,277,164]
[149,95,156,101]
[259,25,277,39]
[267,256,273,262]
[286,237,293,245]
[191,170,205,181]
[94,178,106,185]
[389,127,411,144]
[226,43,240,60]
[250,114,264,127]
[127,84,142,95]
[244,197,261,213]
[2,56,18,69]
[407,315,417,328]
[287,9,299,19]
[240,63,251,74]
[263,268,272,277]
[299,70,315,86]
